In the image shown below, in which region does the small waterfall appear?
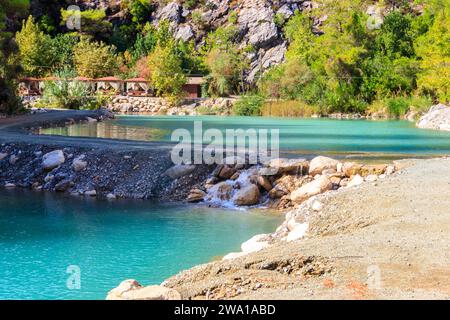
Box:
[204,169,258,209]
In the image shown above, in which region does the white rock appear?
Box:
[164,165,196,179]
[365,175,378,182]
[106,280,181,300]
[417,104,450,131]
[42,150,65,170]
[311,200,324,212]
[385,165,395,175]
[290,176,333,203]
[0,153,7,160]
[309,156,340,176]
[72,156,87,172]
[5,183,16,188]
[106,193,117,200]
[223,252,248,260]
[286,223,308,242]
[347,174,364,188]
[241,234,269,253]
[84,190,97,197]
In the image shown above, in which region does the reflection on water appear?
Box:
[39,115,450,160]
[41,122,169,142]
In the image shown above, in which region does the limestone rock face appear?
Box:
[106,280,181,300]
[42,150,65,170]
[309,156,340,176]
[233,184,260,206]
[156,2,182,23]
[175,24,194,42]
[290,176,333,204]
[417,104,450,131]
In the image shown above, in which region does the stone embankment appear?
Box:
[107,96,236,116]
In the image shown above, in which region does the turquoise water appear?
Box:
[42,116,450,157]
[0,190,280,300]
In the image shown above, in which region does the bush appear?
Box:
[261,100,321,117]
[233,95,265,116]
[37,69,108,110]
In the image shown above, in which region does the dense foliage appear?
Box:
[4,0,449,114]
[0,0,29,114]
[258,0,449,116]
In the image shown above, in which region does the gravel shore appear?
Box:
[164,158,450,299]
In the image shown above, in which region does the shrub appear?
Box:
[39,70,109,110]
[233,95,264,116]
[261,100,321,117]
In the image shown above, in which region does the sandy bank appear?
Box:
[162,158,450,299]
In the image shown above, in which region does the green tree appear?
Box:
[16,15,56,77]
[148,41,186,105]
[415,2,450,101]
[0,0,30,114]
[203,25,244,96]
[61,8,112,41]
[73,37,118,78]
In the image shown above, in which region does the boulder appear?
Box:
[257,176,272,191]
[417,104,450,131]
[347,174,364,188]
[72,156,87,172]
[42,150,65,170]
[164,165,196,179]
[157,1,181,23]
[309,156,340,176]
[218,165,237,179]
[342,162,363,177]
[267,158,309,175]
[187,189,206,203]
[175,24,194,42]
[233,184,260,206]
[207,182,233,201]
[290,176,333,204]
[0,153,7,160]
[107,280,181,300]
[5,183,16,188]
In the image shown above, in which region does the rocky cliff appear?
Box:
[30,0,313,83]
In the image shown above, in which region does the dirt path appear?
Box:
[164,158,450,299]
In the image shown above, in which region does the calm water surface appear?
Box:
[41,115,450,158]
[0,190,280,299]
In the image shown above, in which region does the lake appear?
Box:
[41,115,450,160]
[0,189,280,299]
